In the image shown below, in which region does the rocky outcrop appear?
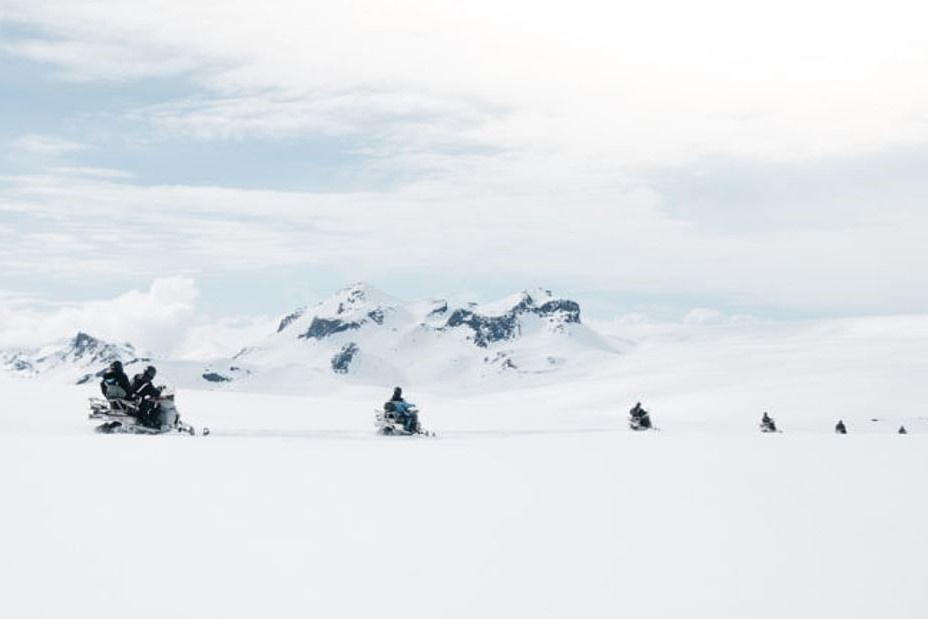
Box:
[277,308,306,333]
[443,291,581,347]
[446,309,521,348]
[202,372,232,383]
[3,332,139,382]
[331,342,359,374]
[300,317,364,340]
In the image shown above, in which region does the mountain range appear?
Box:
[2,283,622,393]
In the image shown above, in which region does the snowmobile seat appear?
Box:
[103,382,129,400]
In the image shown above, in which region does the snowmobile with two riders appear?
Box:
[89,362,207,435]
[629,402,655,431]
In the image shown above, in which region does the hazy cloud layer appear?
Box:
[1,1,927,320]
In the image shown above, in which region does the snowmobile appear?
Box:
[628,406,654,431]
[375,403,433,437]
[760,416,779,433]
[88,386,208,436]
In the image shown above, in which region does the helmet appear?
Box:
[143,365,157,379]
[110,360,123,372]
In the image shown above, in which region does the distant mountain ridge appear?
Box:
[1,284,622,393]
[230,283,619,391]
[1,332,146,385]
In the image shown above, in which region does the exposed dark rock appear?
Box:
[536,299,580,323]
[447,309,520,347]
[300,317,363,340]
[71,332,96,357]
[485,351,518,370]
[444,292,581,347]
[277,308,306,333]
[427,300,448,317]
[232,347,252,360]
[9,358,33,372]
[202,372,232,383]
[331,342,359,374]
[336,288,367,314]
[367,309,385,325]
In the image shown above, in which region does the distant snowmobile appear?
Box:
[628,402,654,431]
[760,412,779,433]
[898,425,908,435]
[375,402,433,436]
[89,386,208,436]
[835,420,847,434]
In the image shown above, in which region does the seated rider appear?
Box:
[629,401,652,428]
[100,360,133,409]
[761,412,777,431]
[835,419,847,434]
[131,365,162,427]
[385,386,418,432]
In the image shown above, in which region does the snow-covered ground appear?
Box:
[2,336,927,619]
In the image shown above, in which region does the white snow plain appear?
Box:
[2,358,927,619]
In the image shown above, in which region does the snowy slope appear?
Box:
[1,375,926,619]
[1,332,147,384]
[1,331,240,389]
[226,283,620,392]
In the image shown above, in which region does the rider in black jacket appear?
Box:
[100,360,133,403]
[131,366,162,427]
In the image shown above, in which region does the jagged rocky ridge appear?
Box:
[1,332,144,384]
[237,283,617,386]
[444,293,581,347]
[0,332,243,388]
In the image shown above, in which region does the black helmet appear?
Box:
[110,360,123,372]
[392,386,403,398]
[143,365,157,379]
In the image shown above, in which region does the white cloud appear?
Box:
[4,0,928,166]
[683,308,726,326]
[0,277,199,355]
[2,1,928,316]
[177,315,279,361]
[10,134,87,156]
[3,165,928,315]
[48,166,134,179]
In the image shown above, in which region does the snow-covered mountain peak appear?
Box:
[273,282,407,342]
[228,284,615,391]
[2,332,143,383]
[58,332,136,365]
[316,282,399,316]
[470,288,579,321]
[442,289,581,348]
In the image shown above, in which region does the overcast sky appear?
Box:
[2,0,928,349]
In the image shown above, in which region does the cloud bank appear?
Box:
[1,1,927,317]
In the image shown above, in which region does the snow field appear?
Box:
[1,377,926,618]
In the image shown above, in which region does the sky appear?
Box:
[2,0,928,352]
